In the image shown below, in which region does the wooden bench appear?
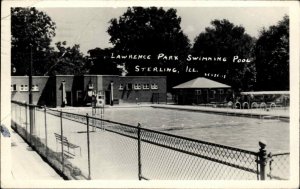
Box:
[54,133,81,157]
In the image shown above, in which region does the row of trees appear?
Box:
[11,7,90,76]
[11,7,289,91]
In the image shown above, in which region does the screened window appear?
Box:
[134,83,141,90]
[151,83,158,90]
[32,85,39,91]
[143,84,150,90]
[20,85,28,91]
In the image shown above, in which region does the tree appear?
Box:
[87,48,120,75]
[192,19,256,91]
[255,15,289,91]
[11,7,56,75]
[45,41,89,75]
[107,7,191,76]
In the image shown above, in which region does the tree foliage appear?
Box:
[87,48,120,75]
[255,15,289,91]
[11,7,56,75]
[45,41,89,75]
[192,19,256,90]
[107,7,191,75]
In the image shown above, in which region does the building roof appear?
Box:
[173,77,231,89]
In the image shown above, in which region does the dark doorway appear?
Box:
[105,91,110,105]
[66,91,72,106]
[75,90,83,106]
[152,93,159,104]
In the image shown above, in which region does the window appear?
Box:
[226,89,232,94]
[127,83,133,90]
[219,89,224,94]
[209,90,216,99]
[20,85,28,91]
[195,90,201,95]
[32,85,39,91]
[134,83,141,90]
[143,84,150,90]
[151,83,158,90]
[119,84,124,90]
[11,84,17,91]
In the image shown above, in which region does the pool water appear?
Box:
[85,107,289,153]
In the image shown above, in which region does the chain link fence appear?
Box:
[11,101,290,180]
[267,153,290,180]
[139,128,259,180]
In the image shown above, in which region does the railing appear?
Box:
[11,100,289,180]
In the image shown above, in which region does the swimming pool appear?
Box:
[77,107,289,153]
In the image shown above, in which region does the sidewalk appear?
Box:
[11,130,63,180]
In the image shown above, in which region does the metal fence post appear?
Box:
[86,113,91,180]
[137,123,142,180]
[258,141,267,180]
[29,104,34,143]
[32,106,35,146]
[60,111,64,173]
[44,105,48,154]
[19,103,21,126]
[165,93,167,104]
[18,104,21,133]
[15,103,17,128]
[25,103,28,140]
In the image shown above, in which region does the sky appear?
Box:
[38,7,288,55]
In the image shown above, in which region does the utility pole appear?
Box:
[26,11,34,138]
[29,44,33,105]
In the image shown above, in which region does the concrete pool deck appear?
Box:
[56,103,289,121]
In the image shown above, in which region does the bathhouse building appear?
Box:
[11,75,167,107]
[173,77,232,105]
